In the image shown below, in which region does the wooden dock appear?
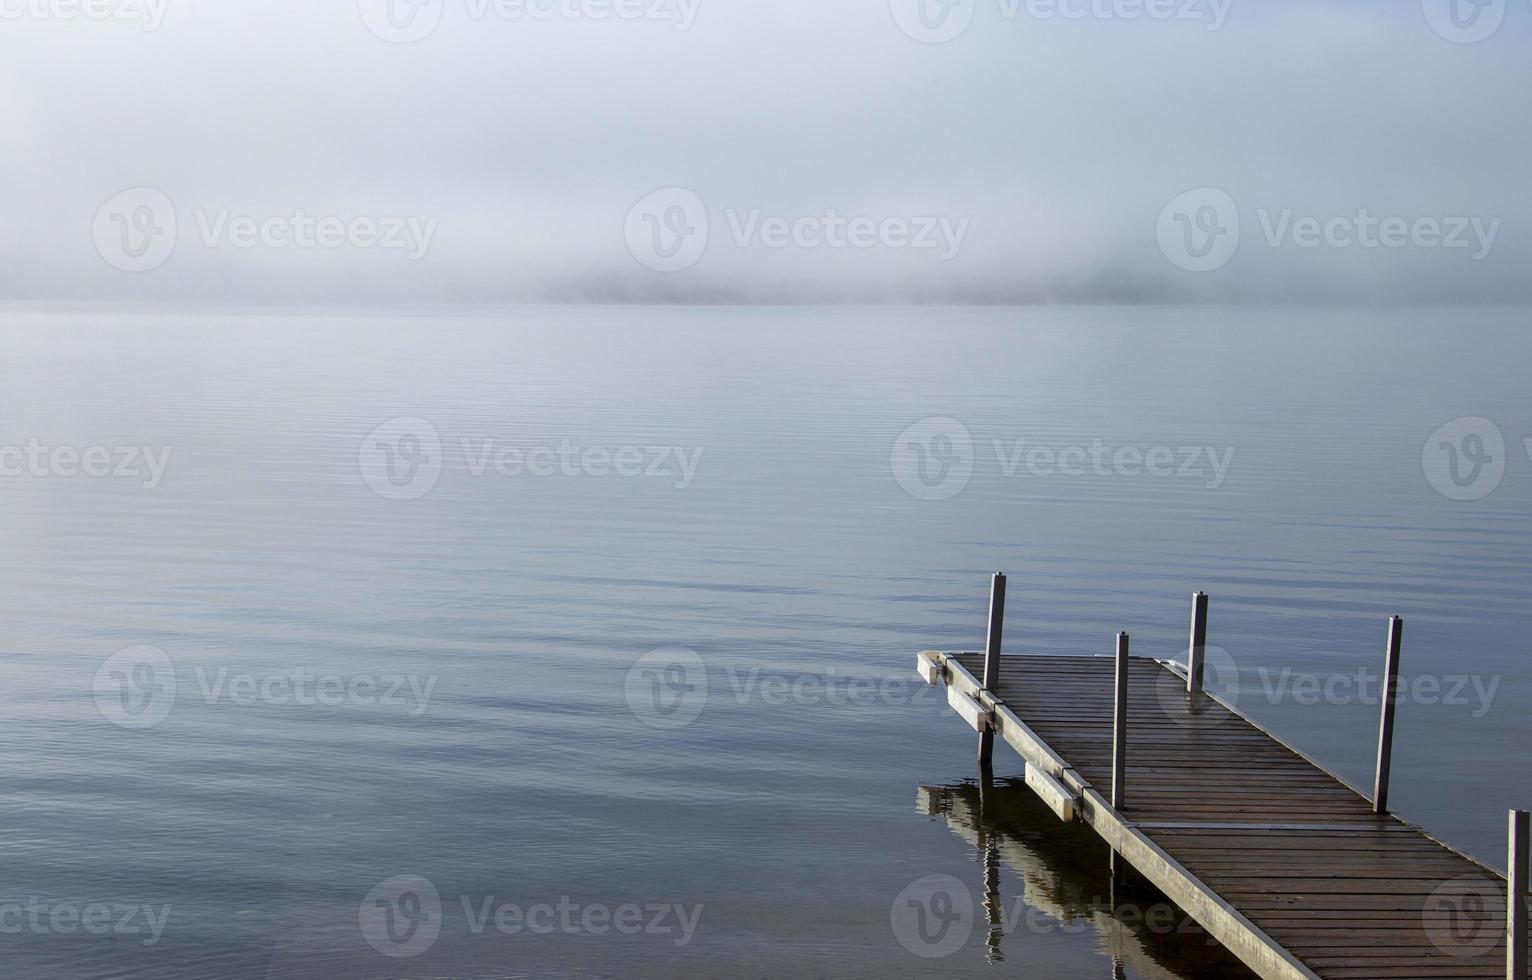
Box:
[917,575,1529,980]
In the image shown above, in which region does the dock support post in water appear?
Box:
[1511,809,1529,980]
[1112,632,1129,810]
[1187,592,1209,695]
[1373,616,1404,814]
[977,572,1007,767]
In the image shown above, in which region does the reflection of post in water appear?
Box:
[918,778,1254,980]
[982,831,1003,962]
[978,767,1004,962]
[1109,853,1126,980]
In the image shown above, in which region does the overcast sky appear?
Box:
[2,0,1528,305]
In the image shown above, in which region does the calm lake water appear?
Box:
[1,306,1529,978]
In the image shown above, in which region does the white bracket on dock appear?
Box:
[915,650,946,686]
[947,687,994,734]
[1024,765,1078,823]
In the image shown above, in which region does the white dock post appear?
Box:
[1112,632,1129,811]
[978,572,1007,766]
[1511,809,1528,980]
[1188,592,1209,695]
[1372,616,1403,815]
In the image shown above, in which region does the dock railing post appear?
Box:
[1511,809,1528,980]
[1112,632,1129,811]
[1373,616,1404,815]
[977,572,1006,766]
[1188,592,1209,695]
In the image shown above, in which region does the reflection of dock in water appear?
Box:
[919,779,1251,979]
